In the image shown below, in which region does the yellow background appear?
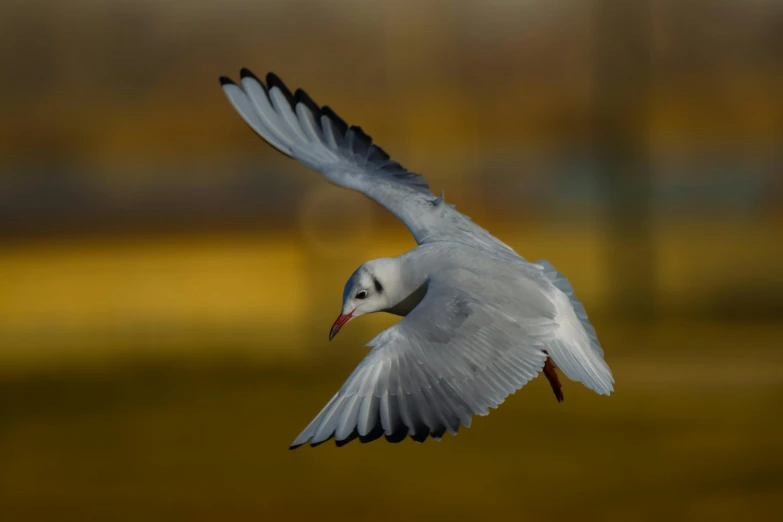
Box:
[1,1,782,521]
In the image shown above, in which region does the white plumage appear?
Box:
[219,69,614,448]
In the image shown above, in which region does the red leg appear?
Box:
[543,355,564,403]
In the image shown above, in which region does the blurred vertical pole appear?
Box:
[593,0,656,318]
[381,1,413,163]
[381,1,478,203]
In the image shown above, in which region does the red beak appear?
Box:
[329,310,353,341]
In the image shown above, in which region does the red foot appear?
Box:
[543,355,564,403]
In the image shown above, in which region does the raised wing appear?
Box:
[289,277,558,448]
[219,69,514,252]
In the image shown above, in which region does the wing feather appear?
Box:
[219,69,514,252]
[289,279,554,448]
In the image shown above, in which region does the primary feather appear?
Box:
[220,70,514,253]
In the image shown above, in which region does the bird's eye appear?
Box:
[356,290,368,299]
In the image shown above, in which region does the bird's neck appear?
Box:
[383,252,431,317]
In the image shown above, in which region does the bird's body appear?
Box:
[219,69,614,448]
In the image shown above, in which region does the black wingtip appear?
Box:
[384,429,408,444]
[239,67,262,83]
[335,428,360,447]
[219,76,235,87]
[409,428,429,443]
[358,424,385,444]
[294,88,321,116]
[265,72,283,88]
[321,106,348,134]
[266,72,296,106]
[349,125,373,148]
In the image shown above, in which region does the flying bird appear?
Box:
[219,69,614,449]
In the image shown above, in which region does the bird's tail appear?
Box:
[536,259,614,395]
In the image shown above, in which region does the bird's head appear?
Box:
[329,258,398,340]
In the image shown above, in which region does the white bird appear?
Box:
[219,69,614,449]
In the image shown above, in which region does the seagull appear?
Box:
[219,69,614,449]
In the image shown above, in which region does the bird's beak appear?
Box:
[329,310,354,341]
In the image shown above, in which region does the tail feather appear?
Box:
[537,259,614,395]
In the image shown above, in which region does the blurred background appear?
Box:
[1,0,782,520]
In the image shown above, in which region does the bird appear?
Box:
[219,68,614,449]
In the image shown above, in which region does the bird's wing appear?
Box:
[289,274,558,448]
[219,69,514,252]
